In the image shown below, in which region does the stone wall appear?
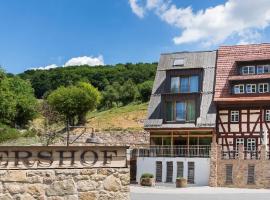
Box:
[70,130,150,147]
[209,144,270,188]
[0,168,130,200]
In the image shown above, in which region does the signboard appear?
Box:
[0,146,128,169]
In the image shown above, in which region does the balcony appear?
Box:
[132,145,211,158]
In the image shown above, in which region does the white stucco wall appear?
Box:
[136,157,210,186]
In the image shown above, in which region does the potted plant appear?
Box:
[176,177,187,188]
[140,173,155,186]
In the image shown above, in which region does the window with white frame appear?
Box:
[257,65,270,74]
[265,110,270,121]
[233,84,245,94]
[231,111,239,122]
[236,138,244,146]
[246,84,256,93]
[258,83,269,93]
[242,66,255,75]
[247,138,256,151]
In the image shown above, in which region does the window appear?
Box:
[176,102,186,121]
[246,84,256,93]
[265,110,270,121]
[166,161,173,183]
[187,162,195,184]
[170,76,199,93]
[247,138,256,151]
[176,162,184,178]
[166,100,196,122]
[233,84,244,94]
[166,102,174,121]
[242,66,255,75]
[225,164,233,184]
[173,58,184,66]
[258,83,269,93]
[247,165,255,184]
[190,76,199,92]
[171,77,179,93]
[257,65,270,74]
[180,77,189,93]
[156,161,163,182]
[236,138,244,148]
[231,111,239,122]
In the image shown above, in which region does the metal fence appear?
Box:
[132,145,211,158]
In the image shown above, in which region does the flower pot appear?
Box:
[140,178,155,187]
[176,178,187,188]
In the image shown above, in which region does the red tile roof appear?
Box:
[214,43,270,102]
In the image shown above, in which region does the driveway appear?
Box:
[130,185,270,200]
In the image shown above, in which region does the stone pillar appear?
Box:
[209,142,218,187]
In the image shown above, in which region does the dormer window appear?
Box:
[257,65,270,74]
[173,59,184,67]
[242,66,255,75]
[246,84,256,93]
[170,76,199,93]
[233,84,244,94]
[258,83,269,93]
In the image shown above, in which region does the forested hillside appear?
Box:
[0,63,156,144]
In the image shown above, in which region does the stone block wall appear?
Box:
[209,144,270,188]
[0,168,130,200]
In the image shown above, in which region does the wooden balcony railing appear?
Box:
[132,145,211,158]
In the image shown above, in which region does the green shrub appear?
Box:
[0,124,21,142]
[141,173,154,179]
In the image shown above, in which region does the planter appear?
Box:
[140,178,155,187]
[176,178,187,188]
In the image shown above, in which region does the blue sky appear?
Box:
[1,0,270,73]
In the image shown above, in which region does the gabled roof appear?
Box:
[214,43,270,102]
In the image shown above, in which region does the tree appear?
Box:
[119,79,139,105]
[47,82,101,125]
[0,74,37,127]
[138,80,153,102]
[100,82,121,109]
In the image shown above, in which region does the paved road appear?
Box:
[131,185,270,200]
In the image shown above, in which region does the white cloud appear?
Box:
[64,55,104,67]
[129,0,270,46]
[129,0,145,18]
[28,55,104,70]
[30,64,58,71]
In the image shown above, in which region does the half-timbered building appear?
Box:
[214,44,270,151]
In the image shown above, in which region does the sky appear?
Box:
[1,0,270,73]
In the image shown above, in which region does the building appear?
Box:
[135,51,217,186]
[215,44,270,152]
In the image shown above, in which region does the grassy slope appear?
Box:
[86,102,148,131]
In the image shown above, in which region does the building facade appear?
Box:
[135,43,270,188]
[135,51,217,185]
[215,44,270,152]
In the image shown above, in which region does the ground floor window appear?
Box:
[156,161,162,182]
[247,165,255,184]
[176,162,184,178]
[187,162,195,184]
[225,164,233,184]
[166,161,173,183]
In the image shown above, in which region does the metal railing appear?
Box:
[132,145,211,158]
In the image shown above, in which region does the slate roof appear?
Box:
[214,43,270,102]
[144,51,217,129]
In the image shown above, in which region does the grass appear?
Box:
[87,102,148,131]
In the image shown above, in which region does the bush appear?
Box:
[0,124,21,142]
[141,173,154,179]
[138,80,153,102]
